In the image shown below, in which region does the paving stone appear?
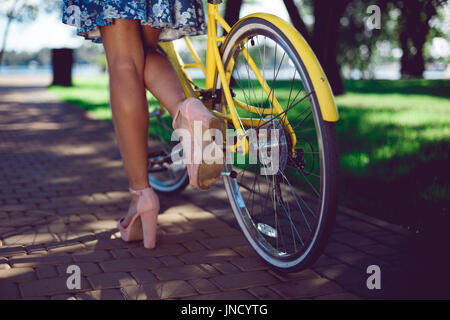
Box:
[211,271,279,291]
[311,255,342,268]
[25,244,47,255]
[76,289,124,300]
[158,255,185,267]
[83,238,128,250]
[153,265,217,281]
[36,266,59,279]
[179,248,240,264]
[157,213,189,225]
[314,292,361,300]
[202,227,241,238]
[50,294,77,300]
[0,246,27,257]
[109,248,134,259]
[314,264,366,288]
[130,243,188,258]
[121,280,197,300]
[337,220,384,234]
[10,253,73,268]
[0,257,10,270]
[377,234,411,248]
[19,276,91,298]
[188,278,220,295]
[248,286,284,300]
[160,224,185,234]
[324,242,355,254]
[159,230,210,244]
[270,278,344,299]
[72,250,113,263]
[189,218,232,230]
[359,246,399,258]
[56,262,102,277]
[99,257,163,273]
[182,240,207,252]
[269,269,321,282]
[231,245,258,258]
[1,216,41,228]
[184,290,256,300]
[332,232,376,247]
[57,231,95,242]
[0,282,21,299]
[3,232,58,245]
[130,270,158,284]
[88,272,137,290]
[0,267,36,282]
[230,257,270,271]
[47,242,85,254]
[329,252,380,270]
[211,262,240,275]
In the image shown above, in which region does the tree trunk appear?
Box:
[51,48,73,86]
[282,0,311,43]
[311,0,351,95]
[224,0,243,29]
[398,0,435,78]
[0,16,13,65]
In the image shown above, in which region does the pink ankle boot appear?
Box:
[117,187,160,249]
[172,98,223,190]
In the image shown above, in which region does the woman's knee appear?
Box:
[108,57,143,79]
[100,20,145,78]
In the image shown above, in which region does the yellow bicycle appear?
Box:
[147,0,339,272]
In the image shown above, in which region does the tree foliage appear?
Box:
[1,0,40,64]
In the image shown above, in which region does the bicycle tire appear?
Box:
[216,17,339,272]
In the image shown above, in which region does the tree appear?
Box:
[0,0,39,64]
[390,0,446,78]
[310,0,352,95]
[224,0,351,94]
[223,0,244,28]
[283,0,352,95]
[337,0,390,79]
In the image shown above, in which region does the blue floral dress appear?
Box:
[62,0,207,43]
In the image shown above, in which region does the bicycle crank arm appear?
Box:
[221,170,238,178]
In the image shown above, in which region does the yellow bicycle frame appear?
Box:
[158,2,339,155]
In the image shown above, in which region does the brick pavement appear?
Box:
[0,75,441,300]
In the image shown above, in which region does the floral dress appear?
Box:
[62,0,207,43]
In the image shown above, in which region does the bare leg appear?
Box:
[140,26,186,118]
[99,20,150,225]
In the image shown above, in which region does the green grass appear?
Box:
[49,77,450,233]
[336,80,450,233]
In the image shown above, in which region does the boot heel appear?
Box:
[117,187,159,249]
[140,209,158,249]
[207,117,221,130]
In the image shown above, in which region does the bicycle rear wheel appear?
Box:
[147,106,189,194]
[217,17,338,272]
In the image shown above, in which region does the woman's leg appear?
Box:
[100,19,151,226]
[140,26,186,118]
[99,19,149,191]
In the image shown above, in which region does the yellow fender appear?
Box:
[231,13,340,122]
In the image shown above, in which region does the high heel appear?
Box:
[172,98,223,190]
[117,187,160,249]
